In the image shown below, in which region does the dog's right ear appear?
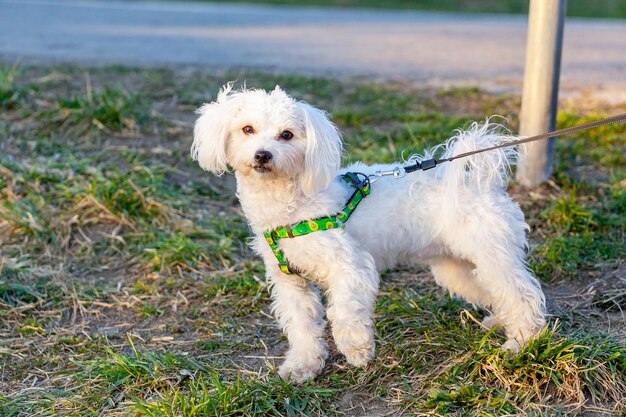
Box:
[191,84,237,175]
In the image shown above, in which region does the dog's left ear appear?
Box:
[298,102,343,196]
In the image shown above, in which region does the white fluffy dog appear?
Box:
[191,84,546,383]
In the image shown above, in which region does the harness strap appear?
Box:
[263,172,370,276]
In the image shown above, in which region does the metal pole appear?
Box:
[516,0,566,187]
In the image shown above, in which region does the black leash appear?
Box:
[402,112,626,173]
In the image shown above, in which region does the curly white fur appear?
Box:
[192,85,546,383]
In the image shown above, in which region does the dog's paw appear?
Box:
[481,315,500,330]
[334,326,375,368]
[501,338,522,353]
[343,343,375,367]
[278,353,326,383]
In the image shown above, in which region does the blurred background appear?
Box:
[2,0,625,102]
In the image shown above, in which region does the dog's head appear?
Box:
[191,84,342,196]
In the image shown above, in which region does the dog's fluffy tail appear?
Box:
[417,120,518,192]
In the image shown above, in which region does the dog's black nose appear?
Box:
[254,150,273,164]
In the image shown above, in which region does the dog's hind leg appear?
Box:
[429,257,509,331]
[269,269,328,383]
[474,255,545,351]
[443,219,546,352]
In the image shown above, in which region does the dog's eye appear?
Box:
[280,130,293,140]
[242,125,255,135]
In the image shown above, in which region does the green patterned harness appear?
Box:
[263,172,371,275]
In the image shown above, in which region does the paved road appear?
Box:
[1,0,625,99]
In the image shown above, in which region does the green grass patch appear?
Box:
[0,63,32,109]
[556,112,626,169]
[424,326,626,415]
[82,166,169,220]
[530,178,626,280]
[36,85,151,135]
[135,372,336,416]
[0,345,337,417]
[0,154,244,270]
[142,231,209,272]
[0,281,42,306]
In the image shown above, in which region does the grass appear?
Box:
[0,62,625,416]
[204,0,626,19]
[36,85,152,135]
[0,63,27,109]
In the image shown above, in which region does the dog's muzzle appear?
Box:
[253,150,273,173]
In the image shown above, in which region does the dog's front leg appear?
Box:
[268,267,328,383]
[326,260,379,368]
